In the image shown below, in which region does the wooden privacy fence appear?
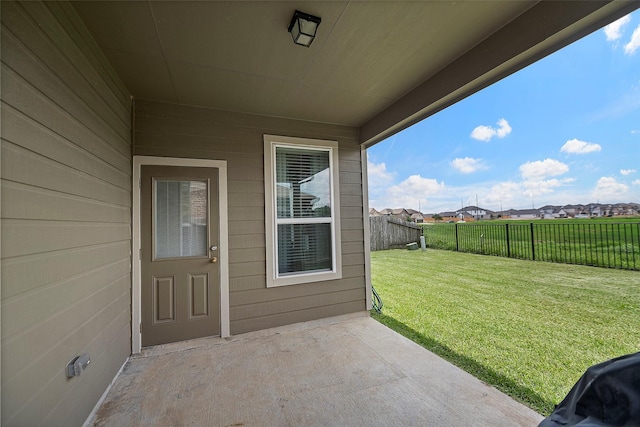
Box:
[370,216,422,251]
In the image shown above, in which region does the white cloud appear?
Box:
[383,175,446,209]
[519,159,569,180]
[593,177,629,199]
[560,138,602,154]
[367,161,394,186]
[633,179,640,186]
[483,181,522,206]
[451,157,484,174]
[621,169,637,175]
[518,158,573,199]
[604,15,631,41]
[522,178,575,197]
[470,118,512,142]
[624,25,640,55]
[388,175,445,197]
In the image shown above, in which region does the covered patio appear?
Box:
[89,314,542,426]
[3,2,639,425]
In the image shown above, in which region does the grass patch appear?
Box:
[370,249,640,415]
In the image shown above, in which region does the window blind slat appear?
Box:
[276,147,331,219]
[155,180,208,259]
[277,223,332,275]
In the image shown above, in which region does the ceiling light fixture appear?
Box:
[288,10,321,47]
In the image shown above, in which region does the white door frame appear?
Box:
[132,156,230,353]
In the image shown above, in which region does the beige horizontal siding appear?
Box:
[135,99,360,140]
[343,241,367,255]
[134,99,366,335]
[2,181,130,223]
[230,288,365,321]
[3,1,130,148]
[341,206,366,219]
[2,67,131,173]
[229,233,266,250]
[228,247,265,262]
[231,278,365,306]
[2,220,131,258]
[2,103,131,184]
[1,2,132,426]
[230,276,267,292]
[2,142,130,205]
[229,220,264,235]
[231,301,365,335]
[2,241,130,299]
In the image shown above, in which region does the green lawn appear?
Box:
[370,249,640,415]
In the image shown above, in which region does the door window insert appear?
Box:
[154,179,208,259]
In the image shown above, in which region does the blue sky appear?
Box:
[367,12,640,214]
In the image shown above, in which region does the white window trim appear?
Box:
[361,147,373,311]
[264,135,342,287]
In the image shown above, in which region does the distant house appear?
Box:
[506,209,540,220]
[421,213,435,222]
[375,208,416,221]
[410,212,425,223]
[438,211,459,222]
[369,207,427,222]
[539,205,557,219]
[534,203,639,219]
[588,205,602,217]
[391,208,411,219]
[452,206,486,221]
[405,209,424,223]
[619,203,640,216]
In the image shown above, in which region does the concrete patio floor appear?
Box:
[89,313,544,426]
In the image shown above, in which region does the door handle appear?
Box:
[210,257,218,263]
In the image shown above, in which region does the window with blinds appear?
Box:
[264,136,342,287]
[154,180,208,259]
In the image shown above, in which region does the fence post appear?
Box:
[505,223,510,258]
[635,222,639,270]
[455,223,459,252]
[530,222,535,261]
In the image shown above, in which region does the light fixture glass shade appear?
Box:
[288,11,321,47]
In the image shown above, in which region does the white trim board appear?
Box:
[132,156,230,353]
[361,148,372,311]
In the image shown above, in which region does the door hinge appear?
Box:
[140,323,143,333]
[139,248,142,260]
[139,178,142,188]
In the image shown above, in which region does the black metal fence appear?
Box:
[422,222,640,270]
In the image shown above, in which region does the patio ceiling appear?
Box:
[71,1,638,147]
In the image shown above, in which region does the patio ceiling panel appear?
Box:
[166,60,300,119]
[148,2,347,82]
[303,1,536,100]
[96,49,176,102]
[71,1,640,145]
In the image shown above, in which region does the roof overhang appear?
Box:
[71,1,639,148]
